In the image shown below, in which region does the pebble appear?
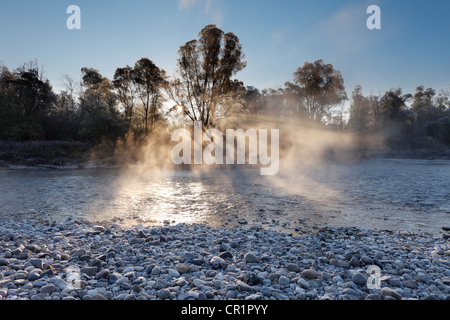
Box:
[244,252,259,263]
[0,217,448,301]
[352,273,367,286]
[302,269,319,279]
[380,287,402,300]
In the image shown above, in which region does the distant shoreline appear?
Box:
[1,140,450,170]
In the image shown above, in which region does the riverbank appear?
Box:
[1,140,450,170]
[0,217,449,301]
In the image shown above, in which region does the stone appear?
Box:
[302,269,319,279]
[244,273,262,286]
[0,258,10,266]
[91,293,108,300]
[39,284,56,294]
[237,280,252,292]
[244,252,259,263]
[402,280,418,289]
[73,249,87,257]
[298,279,310,289]
[365,294,382,300]
[106,272,119,284]
[54,278,67,290]
[193,279,205,287]
[286,263,301,272]
[168,269,180,278]
[28,258,43,269]
[352,273,367,286]
[342,288,360,297]
[210,256,228,269]
[158,289,171,299]
[95,269,110,280]
[278,276,290,286]
[81,267,97,277]
[349,256,360,267]
[219,251,233,260]
[260,286,272,297]
[28,269,42,281]
[176,263,189,274]
[151,266,161,275]
[380,287,402,300]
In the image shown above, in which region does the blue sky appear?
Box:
[0,0,449,100]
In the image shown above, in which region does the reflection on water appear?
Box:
[0,159,449,234]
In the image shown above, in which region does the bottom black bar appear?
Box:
[0,300,445,318]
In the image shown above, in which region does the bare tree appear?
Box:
[166,25,246,129]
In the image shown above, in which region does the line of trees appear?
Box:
[1,24,449,151]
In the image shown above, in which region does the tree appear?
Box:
[348,85,370,132]
[167,24,246,129]
[0,61,56,140]
[380,88,410,122]
[287,59,347,123]
[113,65,137,124]
[133,58,167,134]
[79,67,126,142]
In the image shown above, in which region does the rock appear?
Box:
[268,273,281,283]
[28,269,42,281]
[244,273,262,286]
[0,258,10,266]
[352,273,367,286]
[260,286,272,297]
[95,269,110,280]
[302,269,319,279]
[219,251,233,260]
[39,284,56,294]
[0,289,7,298]
[349,256,360,267]
[28,258,43,269]
[174,277,187,287]
[388,277,403,288]
[342,288,360,297]
[176,263,189,274]
[168,269,180,278]
[158,289,171,299]
[210,256,228,269]
[54,278,67,290]
[81,267,97,277]
[237,280,252,292]
[298,279,310,289]
[365,294,382,300]
[108,272,121,284]
[237,218,248,225]
[360,255,373,265]
[73,249,87,258]
[380,287,402,300]
[402,280,418,289]
[151,266,161,275]
[278,276,290,286]
[193,279,205,287]
[91,293,108,300]
[286,263,301,272]
[244,252,259,263]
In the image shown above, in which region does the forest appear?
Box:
[1,25,449,166]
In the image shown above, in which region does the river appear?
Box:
[0,158,449,235]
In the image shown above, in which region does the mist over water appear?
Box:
[1,158,449,235]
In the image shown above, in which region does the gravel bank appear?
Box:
[0,217,449,300]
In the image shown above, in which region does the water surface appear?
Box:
[0,159,449,234]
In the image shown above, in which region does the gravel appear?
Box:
[0,217,449,300]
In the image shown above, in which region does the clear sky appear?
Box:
[0,0,449,99]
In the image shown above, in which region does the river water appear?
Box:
[0,159,449,234]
